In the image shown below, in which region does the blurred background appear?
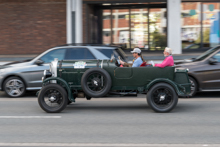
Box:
[0,0,220,55]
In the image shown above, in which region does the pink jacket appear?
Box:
[155,55,174,68]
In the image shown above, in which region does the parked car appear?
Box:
[183,43,211,51]
[0,44,127,97]
[37,58,191,113]
[175,45,220,96]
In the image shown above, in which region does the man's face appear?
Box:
[163,49,169,56]
[132,52,138,58]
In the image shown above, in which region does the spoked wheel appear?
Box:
[38,84,67,113]
[87,72,106,91]
[147,83,178,113]
[189,77,197,97]
[81,68,111,97]
[3,76,26,97]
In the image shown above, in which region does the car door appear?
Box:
[201,51,220,90]
[27,48,66,89]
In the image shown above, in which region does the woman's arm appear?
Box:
[154,57,172,68]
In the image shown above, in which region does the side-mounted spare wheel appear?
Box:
[81,67,112,98]
[147,83,178,113]
[38,84,68,113]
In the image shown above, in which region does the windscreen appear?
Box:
[194,46,220,61]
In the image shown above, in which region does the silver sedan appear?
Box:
[0,45,125,97]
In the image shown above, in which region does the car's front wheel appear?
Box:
[189,77,197,97]
[38,84,67,113]
[3,76,26,97]
[147,83,178,113]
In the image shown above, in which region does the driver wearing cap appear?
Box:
[119,48,144,67]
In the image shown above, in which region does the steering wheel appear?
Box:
[115,60,121,67]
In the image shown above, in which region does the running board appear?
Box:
[109,92,137,96]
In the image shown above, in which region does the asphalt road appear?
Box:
[0,91,220,147]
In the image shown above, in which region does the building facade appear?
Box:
[0,0,219,54]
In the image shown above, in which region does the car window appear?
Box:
[40,49,66,63]
[95,49,114,58]
[212,51,220,62]
[65,48,95,60]
[95,48,126,61]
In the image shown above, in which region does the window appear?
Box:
[118,14,126,19]
[96,48,125,60]
[40,49,66,63]
[65,48,95,60]
[96,49,114,58]
[181,2,220,49]
[102,6,167,50]
[213,51,220,62]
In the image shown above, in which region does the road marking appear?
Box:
[0,116,61,118]
[0,143,218,147]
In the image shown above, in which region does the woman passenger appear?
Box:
[154,47,174,68]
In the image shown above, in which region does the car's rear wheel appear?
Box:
[147,83,178,113]
[3,76,26,97]
[189,77,197,97]
[81,68,112,97]
[38,84,67,113]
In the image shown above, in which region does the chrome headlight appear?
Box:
[43,70,47,76]
[50,58,58,77]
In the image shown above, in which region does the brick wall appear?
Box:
[0,0,66,55]
[82,3,96,43]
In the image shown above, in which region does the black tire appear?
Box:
[3,76,26,97]
[81,68,112,97]
[189,77,197,97]
[147,83,178,113]
[38,84,67,113]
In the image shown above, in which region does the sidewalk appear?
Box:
[0,52,201,62]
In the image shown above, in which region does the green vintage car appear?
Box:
[38,58,191,113]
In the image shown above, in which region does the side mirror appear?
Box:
[208,58,218,65]
[35,59,44,65]
[191,58,195,61]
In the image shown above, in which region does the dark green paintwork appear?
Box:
[43,59,191,101]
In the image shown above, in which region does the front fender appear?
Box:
[42,77,75,102]
[146,78,186,96]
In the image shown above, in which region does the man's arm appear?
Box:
[124,62,133,67]
[119,60,132,67]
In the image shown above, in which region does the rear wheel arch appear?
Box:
[146,80,179,95]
